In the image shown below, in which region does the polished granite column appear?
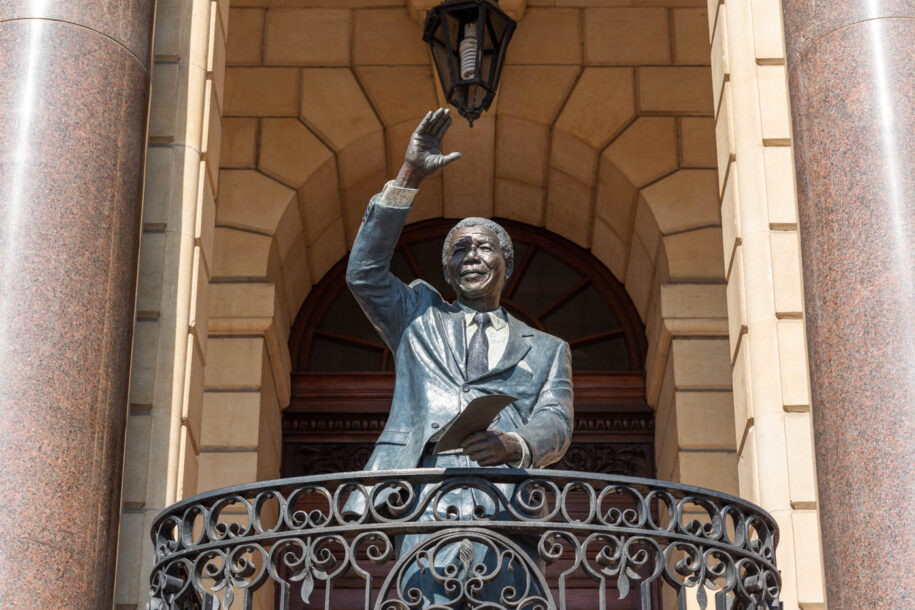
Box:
[0,2,155,607]
[782,1,915,607]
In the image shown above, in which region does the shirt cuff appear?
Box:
[377,180,417,209]
[506,432,532,468]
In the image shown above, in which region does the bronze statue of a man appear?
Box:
[346,107,573,605]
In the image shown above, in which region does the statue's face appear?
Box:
[446,226,507,302]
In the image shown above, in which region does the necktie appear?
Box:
[466,312,491,379]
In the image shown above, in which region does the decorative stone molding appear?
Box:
[283,413,654,440]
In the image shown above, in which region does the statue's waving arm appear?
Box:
[345,108,461,349]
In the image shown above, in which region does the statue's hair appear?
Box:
[441,217,514,284]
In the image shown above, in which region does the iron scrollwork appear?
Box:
[148,469,782,610]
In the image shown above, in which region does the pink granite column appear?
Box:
[0,2,155,607]
[782,1,915,607]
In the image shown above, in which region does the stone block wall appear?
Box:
[115,0,227,606]
[708,0,825,606]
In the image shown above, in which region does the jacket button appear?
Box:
[431,423,440,429]
[462,385,470,392]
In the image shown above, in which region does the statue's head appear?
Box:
[442,218,514,305]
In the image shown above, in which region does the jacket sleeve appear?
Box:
[345,194,421,351]
[516,341,574,468]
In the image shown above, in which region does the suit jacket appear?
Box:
[346,194,574,471]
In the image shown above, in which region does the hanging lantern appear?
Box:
[423,0,517,126]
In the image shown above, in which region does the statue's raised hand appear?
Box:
[395,108,462,189]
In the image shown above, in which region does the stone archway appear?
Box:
[199,2,735,506]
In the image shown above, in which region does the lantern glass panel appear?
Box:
[430,38,454,97]
[485,10,511,81]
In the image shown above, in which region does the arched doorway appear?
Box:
[282,219,658,607]
[283,219,654,479]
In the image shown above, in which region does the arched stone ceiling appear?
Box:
[216,0,722,332]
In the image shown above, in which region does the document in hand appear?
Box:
[432,393,518,454]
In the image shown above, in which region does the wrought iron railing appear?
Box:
[147,469,781,610]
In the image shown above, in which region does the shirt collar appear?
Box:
[458,303,508,330]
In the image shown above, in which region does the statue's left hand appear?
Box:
[460,431,521,466]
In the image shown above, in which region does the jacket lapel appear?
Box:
[470,312,532,382]
[433,305,467,380]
